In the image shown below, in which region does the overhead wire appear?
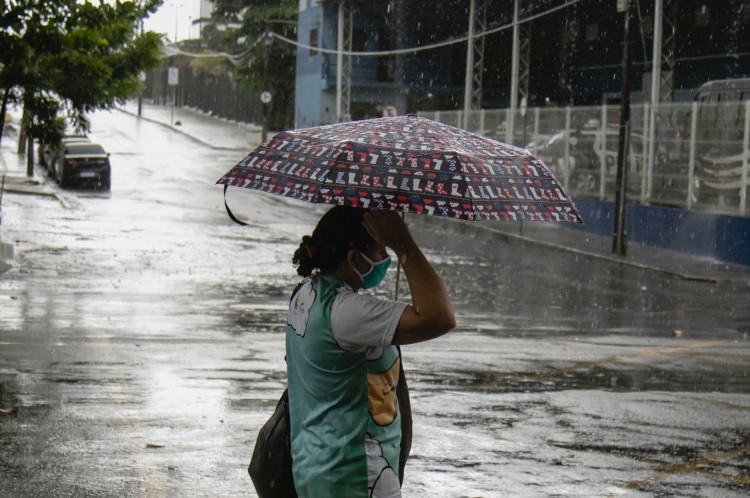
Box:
[163,0,580,62]
[161,32,266,65]
[269,0,580,57]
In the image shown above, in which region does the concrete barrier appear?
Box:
[569,197,750,267]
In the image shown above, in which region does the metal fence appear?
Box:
[420,101,750,218]
[143,66,263,125]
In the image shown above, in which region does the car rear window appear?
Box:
[66,144,106,154]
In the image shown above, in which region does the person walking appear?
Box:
[286,206,455,498]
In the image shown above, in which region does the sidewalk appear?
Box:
[1,102,57,193]
[1,112,59,274]
[3,102,750,283]
[455,219,750,284]
[118,99,263,151]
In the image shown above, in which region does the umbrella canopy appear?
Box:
[217,115,582,223]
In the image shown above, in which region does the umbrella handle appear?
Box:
[393,211,405,301]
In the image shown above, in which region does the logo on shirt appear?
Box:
[367,358,400,426]
[287,281,316,337]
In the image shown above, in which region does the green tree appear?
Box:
[0,0,164,174]
[208,0,297,130]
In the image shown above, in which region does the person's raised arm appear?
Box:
[362,211,456,345]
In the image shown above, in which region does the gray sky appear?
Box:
[142,0,201,42]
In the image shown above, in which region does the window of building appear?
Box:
[309,28,318,57]
[694,4,710,27]
[743,0,750,22]
[585,23,598,42]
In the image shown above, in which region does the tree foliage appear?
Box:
[207,0,297,129]
[0,0,165,146]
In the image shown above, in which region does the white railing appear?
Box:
[420,100,750,218]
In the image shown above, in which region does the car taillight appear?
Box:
[64,158,75,164]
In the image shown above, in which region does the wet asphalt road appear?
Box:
[1,110,749,497]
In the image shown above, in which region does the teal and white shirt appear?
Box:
[286,273,408,498]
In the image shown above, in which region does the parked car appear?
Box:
[530,127,644,195]
[693,78,750,206]
[51,142,111,190]
[39,135,91,169]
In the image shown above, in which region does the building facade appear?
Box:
[295,0,750,127]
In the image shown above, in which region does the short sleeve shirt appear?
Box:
[286,274,408,498]
[330,283,407,354]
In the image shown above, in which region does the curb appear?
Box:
[0,241,13,275]
[1,173,56,198]
[421,216,746,285]
[116,107,255,152]
[1,185,57,197]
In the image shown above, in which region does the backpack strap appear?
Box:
[396,345,412,485]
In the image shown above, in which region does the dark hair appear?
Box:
[293,206,373,277]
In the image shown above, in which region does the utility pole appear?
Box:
[612,0,631,257]
[137,9,145,117]
[646,0,663,200]
[261,24,271,143]
[508,0,520,144]
[462,0,476,130]
[258,19,294,138]
[335,1,352,123]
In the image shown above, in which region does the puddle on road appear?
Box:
[413,362,750,395]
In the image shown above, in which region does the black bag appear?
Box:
[248,362,412,496]
[248,389,298,498]
[396,346,412,484]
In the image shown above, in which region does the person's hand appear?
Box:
[361,210,414,253]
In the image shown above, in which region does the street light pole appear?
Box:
[137,9,144,117]
[172,3,183,43]
[613,0,632,257]
[168,2,184,126]
[262,25,270,143]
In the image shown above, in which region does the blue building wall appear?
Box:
[295,0,325,127]
[571,197,750,267]
[295,0,427,126]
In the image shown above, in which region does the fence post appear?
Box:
[600,104,608,200]
[647,105,655,201]
[563,106,571,191]
[741,100,750,216]
[640,103,649,203]
[687,101,698,209]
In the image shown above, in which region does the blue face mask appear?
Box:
[355,252,391,290]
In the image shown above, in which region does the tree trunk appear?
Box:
[0,87,10,149]
[17,107,27,155]
[27,134,34,177]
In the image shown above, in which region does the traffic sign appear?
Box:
[167,67,179,86]
[260,91,273,104]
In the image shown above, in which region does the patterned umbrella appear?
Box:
[216,115,582,223]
